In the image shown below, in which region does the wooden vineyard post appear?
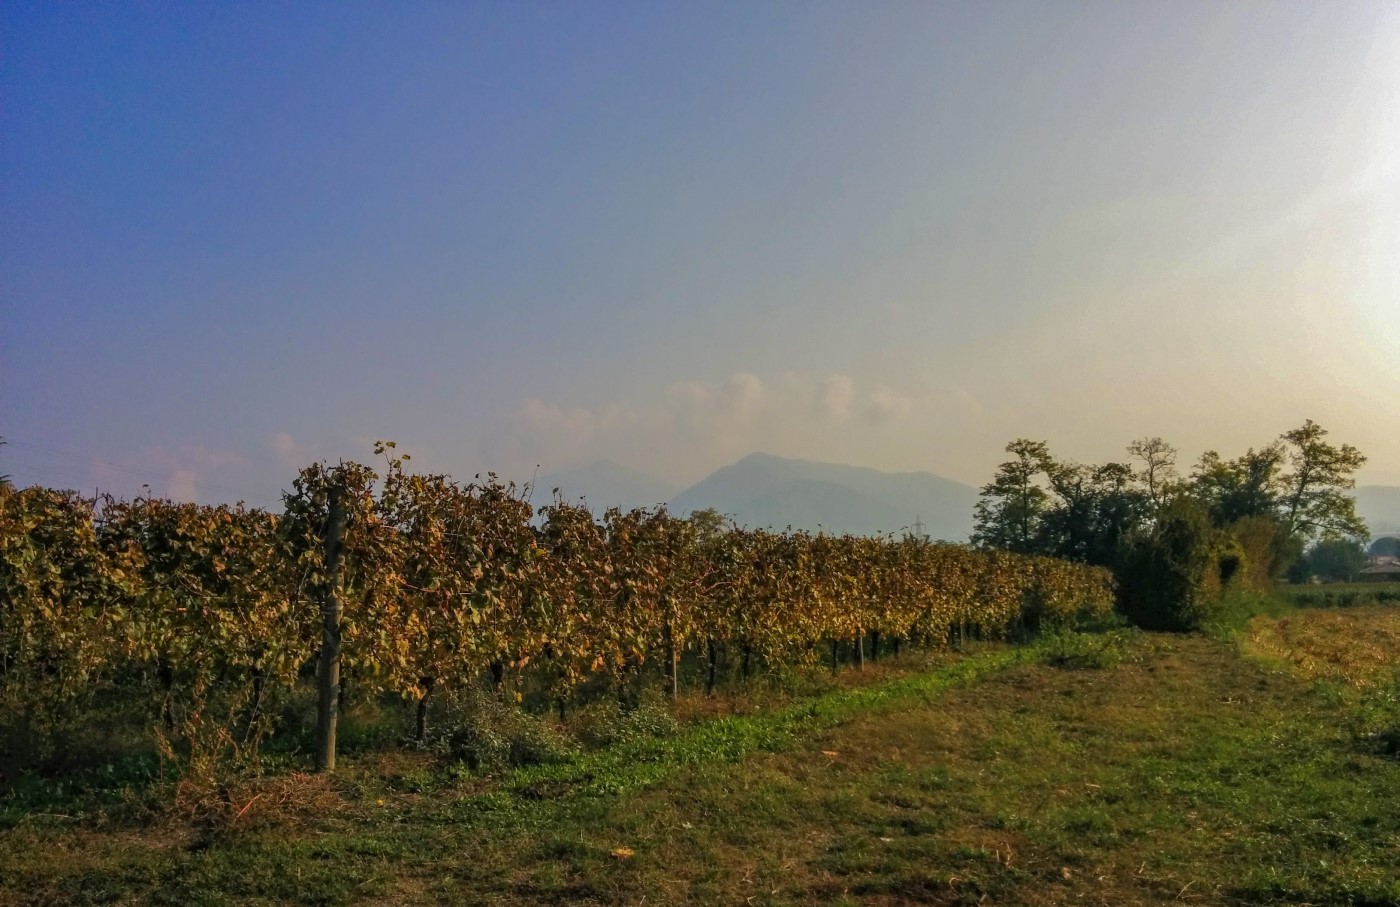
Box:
[315,484,348,773]
[415,676,435,742]
[705,637,718,696]
[663,609,679,699]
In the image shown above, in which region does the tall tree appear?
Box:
[971,439,1052,554]
[1039,460,1149,567]
[1305,538,1368,583]
[1191,445,1284,527]
[1277,420,1368,542]
[1127,437,1178,510]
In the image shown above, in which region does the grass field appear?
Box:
[4,611,1400,906]
[1247,605,1400,688]
[1275,582,1400,609]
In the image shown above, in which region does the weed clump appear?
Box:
[569,690,679,749]
[430,693,576,772]
[1037,629,1139,670]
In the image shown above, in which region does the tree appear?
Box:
[970,424,1370,629]
[1116,497,1231,632]
[1038,460,1149,568]
[1127,437,1178,511]
[973,440,1153,569]
[1276,420,1368,543]
[1305,538,1368,583]
[1370,536,1400,559]
[971,440,1052,554]
[687,507,729,541]
[1229,513,1298,587]
[1191,445,1285,527]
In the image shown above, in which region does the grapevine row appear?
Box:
[0,449,1114,771]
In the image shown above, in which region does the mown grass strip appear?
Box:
[491,645,1036,806]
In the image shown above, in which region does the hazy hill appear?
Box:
[669,452,978,540]
[530,461,1396,544]
[533,461,680,512]
[1357,485,1400,537]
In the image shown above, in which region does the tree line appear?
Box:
[970,420,1368,628]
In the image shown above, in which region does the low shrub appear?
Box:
[1038,629,1139,670]
[1202,590,1294,638]
[569,689,679,750]
[429,693,576,773]
[1116,499,1235,631]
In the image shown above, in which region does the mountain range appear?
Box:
[539,453,978,540]
[537,455,1400,543]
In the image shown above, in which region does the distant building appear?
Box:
[1359,555,1400,580]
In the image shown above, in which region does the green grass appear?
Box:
[1276,582,1400,610]
[4,619,1400,905]
[1202,588,1297,638]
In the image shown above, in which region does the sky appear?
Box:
[3,2,1398,507]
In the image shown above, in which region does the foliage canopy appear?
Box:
[971,420,1368,629]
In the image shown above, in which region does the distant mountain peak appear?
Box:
[669,452,977,540]
[730,451,964,480]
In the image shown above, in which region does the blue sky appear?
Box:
[3,2,1398,505]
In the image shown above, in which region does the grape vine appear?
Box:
[0,448,1114,774]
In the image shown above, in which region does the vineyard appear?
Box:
[0,446,1113,778]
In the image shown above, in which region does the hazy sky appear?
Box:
[3,2,1398,506]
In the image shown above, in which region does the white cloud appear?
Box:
[507,398,643,467]
[818,374,854,420]
[866,385,914,423]
[662,373,769,444]
[90,444,251,503]
[725,372,766,418]
[501,371,949,481]
[514,398,599,449]
[494,369,1026,485]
